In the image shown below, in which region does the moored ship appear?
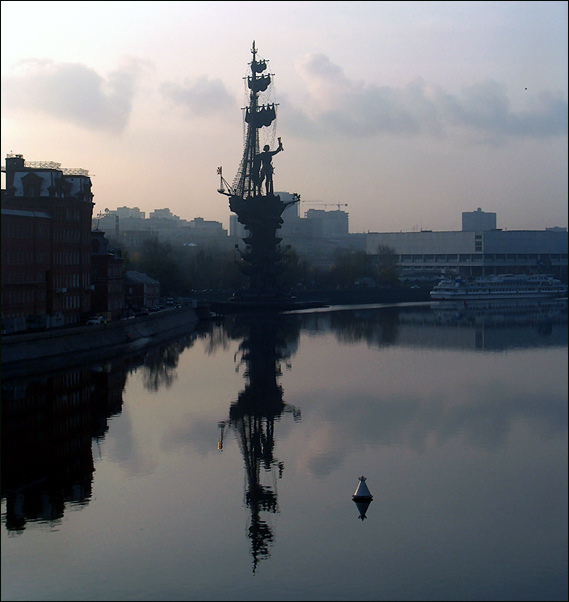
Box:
[430,273,568,301]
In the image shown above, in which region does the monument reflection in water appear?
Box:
[217,313,302,573]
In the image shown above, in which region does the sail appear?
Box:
[248,74,271,93]
[245,104,276,128]
[252,59,267,73]
[226,42,279,199]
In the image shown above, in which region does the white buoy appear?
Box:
[352,475,373,501]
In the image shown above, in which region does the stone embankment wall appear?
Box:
[2,307,199,379]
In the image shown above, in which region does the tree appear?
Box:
[128,238,185,296]
[328,249,373,289]
[279,247,309,291]
[375,244,399,286]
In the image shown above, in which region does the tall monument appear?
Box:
[218,42,299,303]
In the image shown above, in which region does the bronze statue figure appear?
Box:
[253,138,283,195]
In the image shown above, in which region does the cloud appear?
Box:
[3,51,564,147]
[1,57,147,133]
[160,75,236,117]
[288,52,568,144]
[161,414,221,458]
[295,378,567,479]
[435,81,569,141]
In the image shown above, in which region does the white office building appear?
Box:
[366,211,567,281]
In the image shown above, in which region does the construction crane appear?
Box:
[302,201,348,210]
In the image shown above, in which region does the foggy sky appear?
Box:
[1,1,567,233]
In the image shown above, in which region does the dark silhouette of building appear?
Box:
[91,230,125,320]
[2,154,94,330]
[124,271,161,309]
[1,207,52,331]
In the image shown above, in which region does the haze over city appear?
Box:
[1,1,567,233]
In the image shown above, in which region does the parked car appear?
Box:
[86,315,105,325]
[26,314,47,331]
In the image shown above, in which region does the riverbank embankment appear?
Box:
[194,287,431,308]
[1,307,199,379]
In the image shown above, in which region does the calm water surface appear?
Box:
[2,302,567,601]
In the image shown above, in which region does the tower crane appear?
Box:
[301,201,348,210]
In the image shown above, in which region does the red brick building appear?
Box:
[2,154,94,331]
[1,208,52,331]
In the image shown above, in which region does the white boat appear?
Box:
[430,273,568,301]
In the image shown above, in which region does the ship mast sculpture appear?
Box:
[218,41,299,302]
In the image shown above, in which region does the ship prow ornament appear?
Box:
[217,41,299,301]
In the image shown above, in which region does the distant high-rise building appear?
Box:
[305,209,349,238]
[116,206,145,219]
[462,208,497,231]
[229,214,247,238]
[149,208,179,220]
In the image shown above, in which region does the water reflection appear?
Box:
[217,313,302,573]
[0,333,200,533]
[138,333,204,391]
[299,298,567,351]
[3,301,566,538]
[1,301,566,599]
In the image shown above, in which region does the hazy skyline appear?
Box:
[1,1,567,233]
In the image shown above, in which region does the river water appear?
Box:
[1,301,567,601]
